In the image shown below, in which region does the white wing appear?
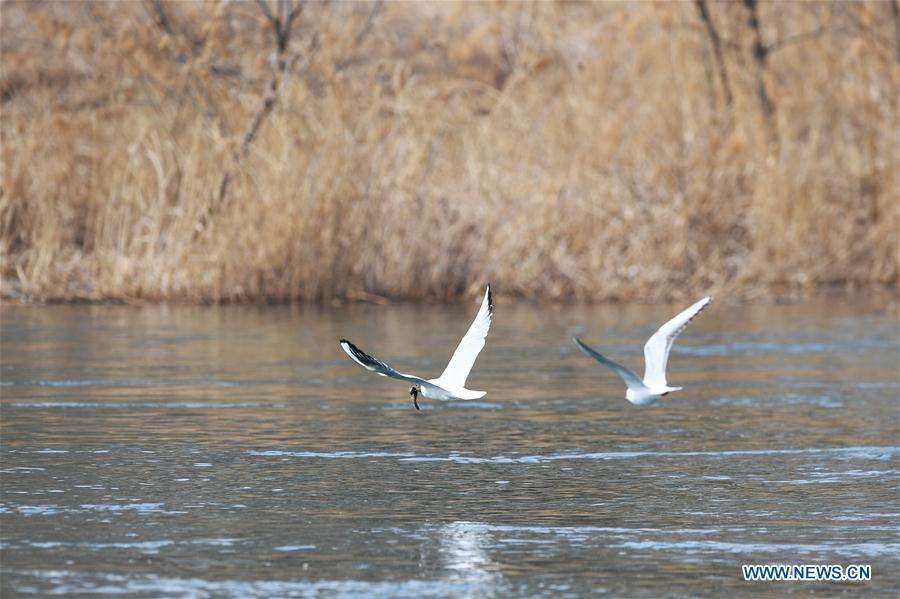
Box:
[642,296,712,388]
[434,285,493,389]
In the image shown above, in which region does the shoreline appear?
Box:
[2,280,896,307]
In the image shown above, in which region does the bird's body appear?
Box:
[624,385,677,407]
[418,380,485,402]
[340,285,493,409]
[574,296,712,406]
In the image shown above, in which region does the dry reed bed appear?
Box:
[0,1,897,303]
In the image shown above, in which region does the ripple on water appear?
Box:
[617,539,900,558]
[4,377,346,389]
[708,394,845,408]
[9,379,238,388]
[248,450,416,459]
[246,446,899,464]
[7,402,282,409]
[2,570,481,598]
[5,503,188,517]
[390,521,900,560]
[273,545,316,552]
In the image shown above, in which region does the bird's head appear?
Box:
[409,385,420,410]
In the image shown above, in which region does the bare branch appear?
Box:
[355,0,383,45]
[694,0,733,110]
[282,0,304,53]
[892,0,900,63]
[335,1,385,71]
[286,0,303,26]
[766,25,845,54]
[254,0,277,27]
[198,0,306,237]
[150,0,174,35]
[742,0,776,127]
[255,0,285,52]
[254,0,304,54]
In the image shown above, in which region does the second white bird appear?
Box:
[573,296,712,406]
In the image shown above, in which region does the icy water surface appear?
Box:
[1,299,898,597]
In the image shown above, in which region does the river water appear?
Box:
[1,299,898,597]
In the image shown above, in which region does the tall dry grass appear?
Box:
[1,0,897,303]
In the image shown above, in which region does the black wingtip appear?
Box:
[572,336,594,355]
[486,284,493,312]
[339,338,385,372]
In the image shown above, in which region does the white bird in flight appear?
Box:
[340,285,493,410]
[573,296,712,406]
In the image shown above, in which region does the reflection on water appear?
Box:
[440,522,501,587]
[1,299,898,597]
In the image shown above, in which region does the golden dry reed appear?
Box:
[1,1,897,303]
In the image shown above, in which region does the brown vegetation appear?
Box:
[1,0,897,303]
